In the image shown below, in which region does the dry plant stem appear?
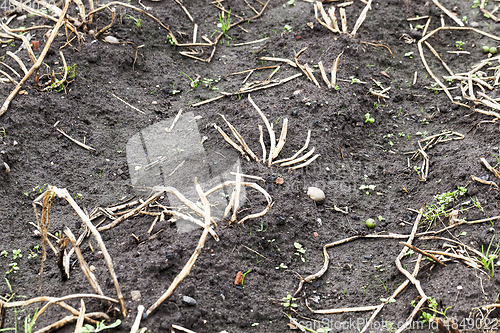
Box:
[166,108,183,132]
[248,94,275,166]
[190,95,225,107]
[424,41,454,76]
[171,325,197,333]
[331,52,343,87]
[146,180,212,317]
[86,1,175,41]
[305,300,379,314]
[280,148,315,167]
[6,52,28,75]
[173,0,194,22]
[293,233,411,296]
[0,62,20,78]
[318,61,331,88]
[304,63,321,87]
[328,7,340,32]
[0,23,37,64]
[203,181,272,224]
[64,228,104,296]
[34,312,107,333]
[317,2,332,27]
[0,0,69,118]
[95,7,116,39]
[418,41,455,104]
[258,125,266,163]
[130,305,145,333]
[314,3,337,34]
[360,255,423,333]
[227,65,278,76]
[424,250,481,269]
[399,242,446,266]
[471,174,499,188]
[0,70,18,85]
[74,299,85,333]
[394,208,427,333]
[481,157,500,179]
[56,128,96,151]
[43,50,68,92]
[38,191,55,292]
[98,191,163,231]
[28,295,117,329]
[289,154,320,170]
[219,114,258,161]
[351,0,372,36]
[229,172,265,183]
[258,57,296,67]
[213,124,250,161]
[339,8,347,33]
[433,0,464,26]
[274,130,311,164]
[417,215,500,236]
[273,118,288,159]
[232,166,242,223]
[165,210,218,241]
[203,0,271,63]
[48,186,127,317]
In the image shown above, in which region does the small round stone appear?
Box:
[182,295,197,306]
[307,187,325,202]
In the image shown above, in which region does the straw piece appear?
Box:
[248,95,275,166]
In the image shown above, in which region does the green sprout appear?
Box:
[281,293,298,308]
[293,242,306,262]
[125,14,141,28]
[364,113,375,123]
[219,10,231,35]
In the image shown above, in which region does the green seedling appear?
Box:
[479,235,500,277]
[350,76,361,84]
[166,35,176,45]
[373,276,387,291]
[218,9,231,35]
[284,24,292,32]
[455,40,464,50]
[24,308,39,333]
[181,71,198,88]
[404,52,413,58]
[0,127,5,137]
[422,186,467,227]
[359,184,376,195]
[241,269,252,286]
[293,242,306,262]
[364,113,375,123]
[0,250,7,257]
[411,298,451,324]
[276,263,288,269]
[12,249,21,260]
[77,320,122,333]
[6,262,19,275]
[256,220,267,232]
[201,77,220,90]
[281,293,298,308]
[125,14,141,28]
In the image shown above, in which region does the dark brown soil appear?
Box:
[2,0,500,332]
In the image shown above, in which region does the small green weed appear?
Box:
[293,242,306,262]
[77,319,122,333]
[281,293,298,308]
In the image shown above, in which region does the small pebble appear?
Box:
[182,295,197,306]
[152,101,158,105]
[104,36,119,44]
[481,174,490,181]
[130,290,141,302]
[307,187,325,202]
[313,232,319,237]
